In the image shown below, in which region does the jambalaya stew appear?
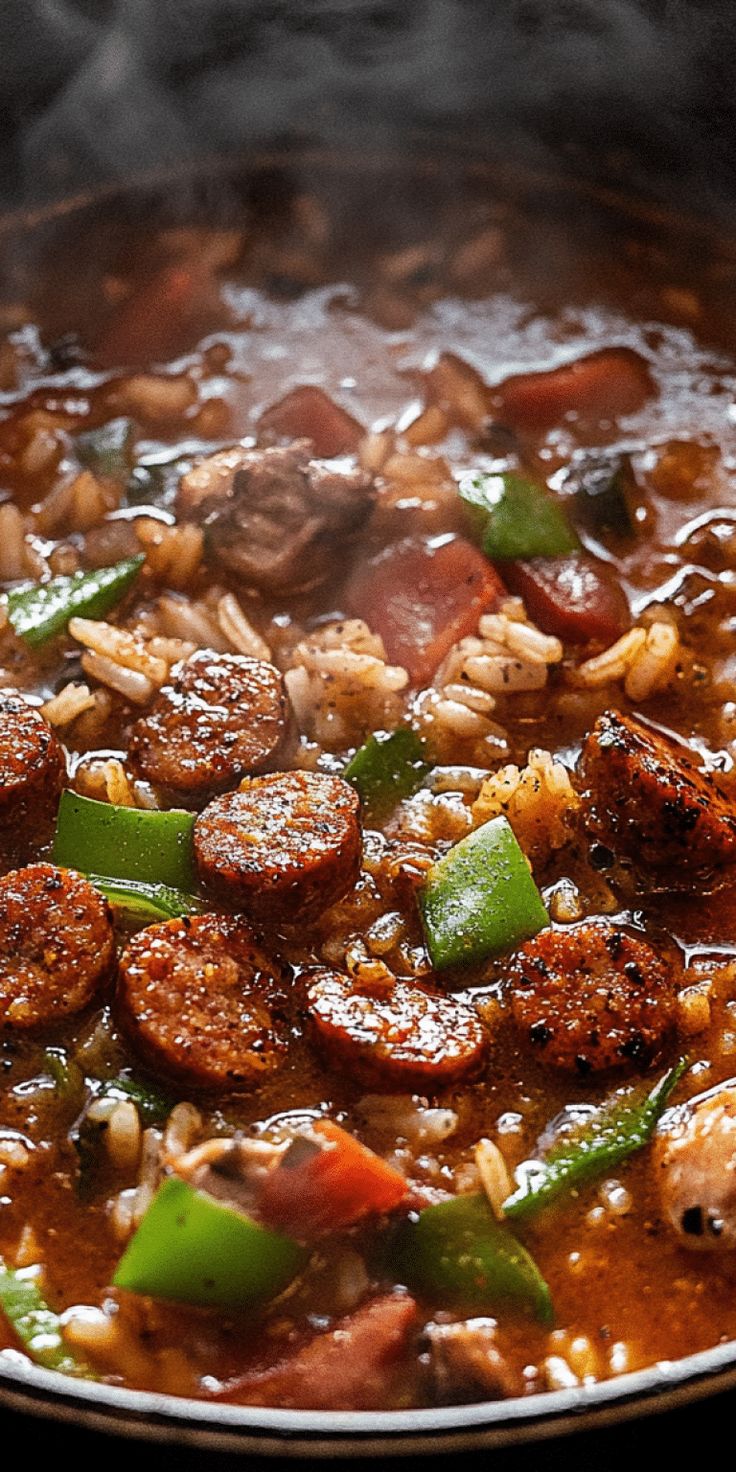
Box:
[0,164,735,1409]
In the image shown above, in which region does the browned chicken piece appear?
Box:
[0,695,66,857]
[579,709,736,884]
[178,440,374,594]
[116,913,289,1092]
[654,1082,736,1249]
[194,771,362,922]
[129,651,294,803]
[423,1318,525,1404]
[507,919,676,1075]
[305,967,488,1087]
[0,864,114,1028]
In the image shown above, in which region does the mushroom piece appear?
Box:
[654,1081,736,1249]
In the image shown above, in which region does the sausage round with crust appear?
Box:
[579,709,736,883]
[0,695,66,854]
[0,864,114,1029]
[117,913,289,1091]
[129,651,293,803]
[507,920,676,1074]
[305,967,488,1087]
[194,772,361,922]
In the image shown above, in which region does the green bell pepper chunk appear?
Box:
[113,1176,306,1309]
[87,874,206,924]
[52,790,196,891]
[419,815,548,969]
[5,555,145,648]
[393,1192,553,1323]
[76,417,136,482]
[0,1262,90,1375]
[459,471,580,560]
[344,728,431,820]
[504,1058,688,1222]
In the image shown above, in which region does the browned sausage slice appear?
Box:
[117,913,289,1092]
[129,651,294,802]
[218,1293,418,1410]
[0,864,114,1029]
[305,967,488,1087]
[0,696,66,855]
[507,920,676,1074]
[579,709,736,882]
[194,772,361,922]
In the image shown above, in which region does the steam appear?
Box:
[1,0,734,210]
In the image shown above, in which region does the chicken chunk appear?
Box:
[655,1083,736,1249]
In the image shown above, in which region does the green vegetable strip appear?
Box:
[76,417,136,482]
[459,471,580,560]
[503,1058,689,1222]
[0,1262,90,1375]
[344,728,431,818]
[5,555,145,648]
[96,1075,174,1126]
[113,1177,306,1309]
[43,1048,84,1107]
[52,791,196,891]
[393,1192,553,1324]
[419,816,548,970]
[87,874,206,924]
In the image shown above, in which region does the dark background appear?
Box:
[1,0,735,1464]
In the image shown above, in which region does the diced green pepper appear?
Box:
[113,1176,306,1309]
[87,874,206,924]
[0,1262,90,1375]
[5,555,145,648]
[76,417,136,482]
[393,1193,552,1323]
[419,816,548,970]
[52,790,196,891]
[344,728,431,819]
[459,471,580,559]
[504,1058,688,1222]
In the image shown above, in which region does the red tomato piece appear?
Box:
[96,264,217,367]
[344,534,505,684]
[492,349,655,432]
[259,385,364,457]
[503,554,630,644]
[259,1119,408,1236]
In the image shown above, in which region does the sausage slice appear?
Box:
[129,651,293,802]
[579,709,736,882]
[117,913,289,1091]
[194,772,361,922]
[0,695,66,854]
[0,864,114,1029]
[305,967,488,1087]
[507,920,676,1074]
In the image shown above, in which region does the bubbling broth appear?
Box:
[0,159,734,1408]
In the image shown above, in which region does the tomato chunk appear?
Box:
[96,265,218,367]
[492,349,655,432]
[344,535,504,684]
[503,554,630,644]
[259,1120,408,1235]
[259,385,364,457]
